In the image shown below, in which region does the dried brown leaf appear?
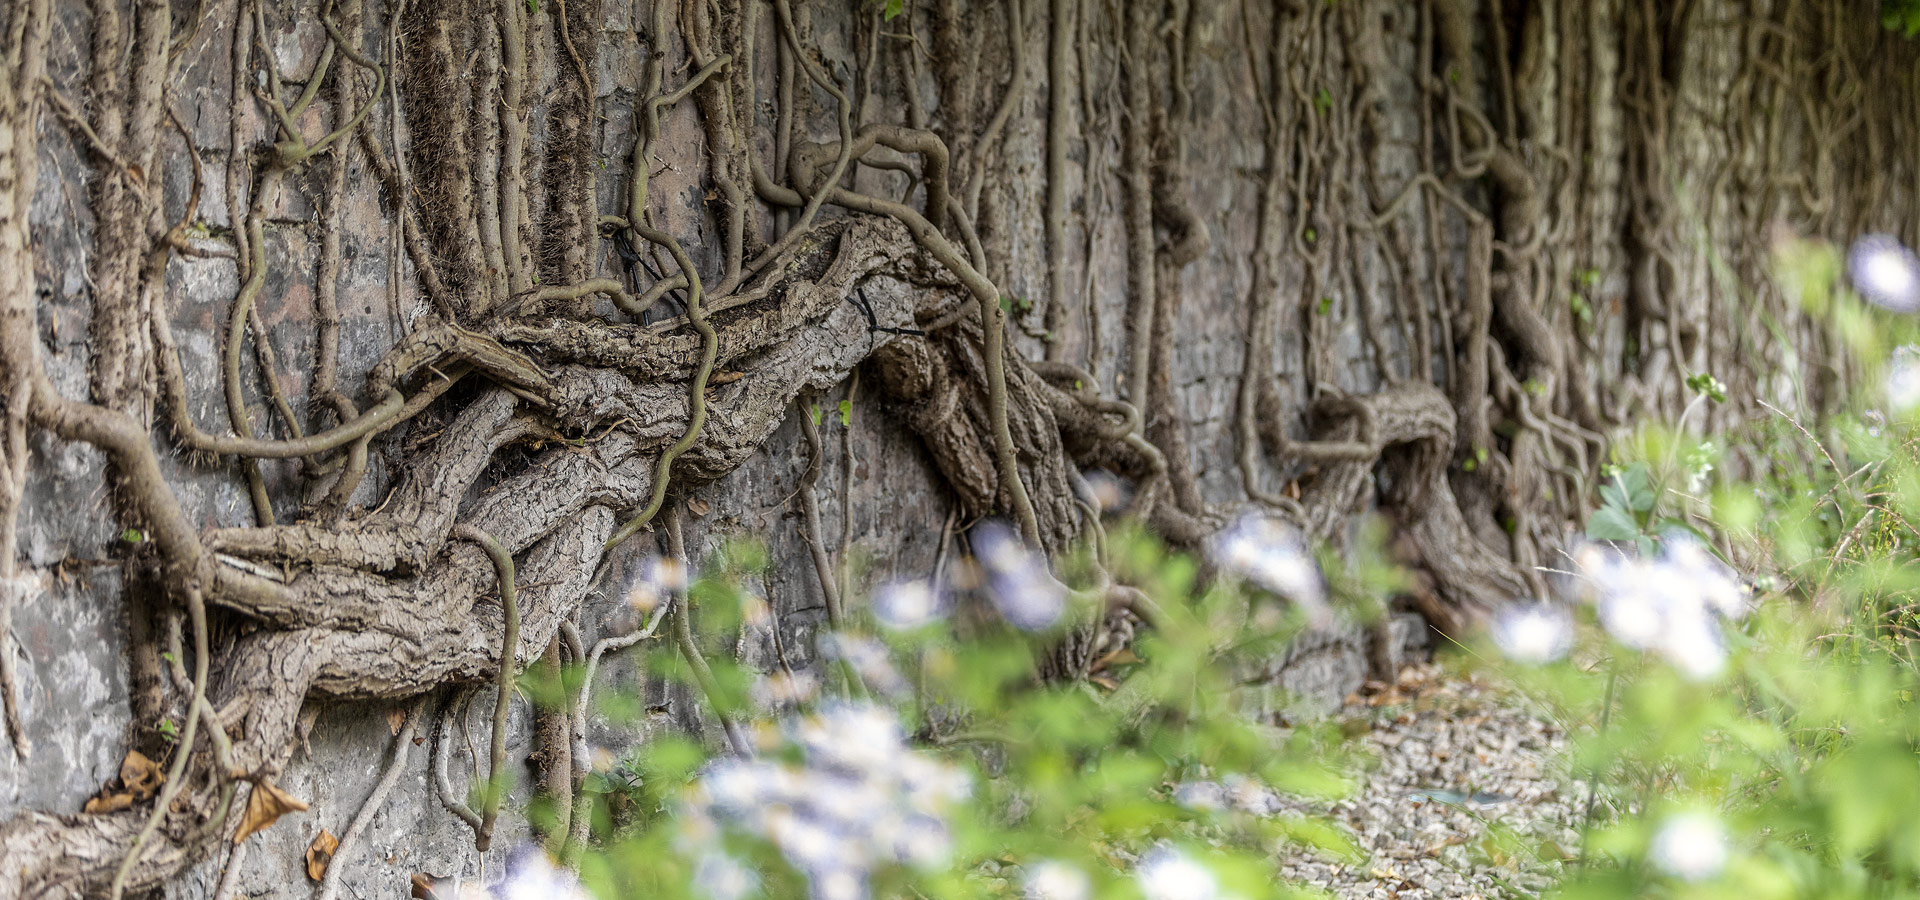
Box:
[82,792,133,814]
[387,707,407,736]
[685,497,711,517]
[120,749,163,800]
[410,873,439,899]
[305,829,339,881]
[232,777,309,845]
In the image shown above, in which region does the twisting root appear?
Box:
[111,584,217,900]
[662,504,752,757]
[796,396,846,629]
[315,697,425,900]
[450,524,519,852]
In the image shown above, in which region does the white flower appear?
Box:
[683,700,970,899]
[1024,860,1092,900]
[817,632,911,699]
[495,847,592,900]
[1076,469,1132,513]
[767,809,855,871]
[692,853,759,900]
[1173,781,1228,812]
[805,771,890,826]
[895,753,973,812]
[796,703,906,772]
[888,814,953,868]
[750,670,820,710]
[808,866,866,900]
[1135,846,1218,900]
[1596,587,1665,650]
[972,521,1067,631]
[1223,773,1280,815]
[701,758,773,813]
[871,580,944,630]
[1664,536,1749,620]
[1850,234,1920,312]
[1659,611,1728,681]
[624,555,689,613]
[1888,345,1920,414]
[1490,602,1574,664]
[1649,812,1730,881]
[1571,540,1744,680]
[1211,516,1328,624]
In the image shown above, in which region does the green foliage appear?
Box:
[1886,0,1920,37]
[1570,291,1594,327]
[577,526,1371,899]
[561,245,1920,899]
[1507,248,1920,898]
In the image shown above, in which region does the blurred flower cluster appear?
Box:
[1567,538,1750,680]
[1849,233,1920,313]
[677,701,972,900]
[431,847,592,900]
[622,554,689,615]
[816,631,911,699]
[1649,812,1730,882]
[1489,602,1575,665]
[969,521,1067,630]
[1172,774,1283,816]
[1209,514,1330,627]
[870,579,944,630]
[1848,235,1920,413]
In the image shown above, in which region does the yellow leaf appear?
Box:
[119,750,164,800]
[233,777,309,845]
[305,829,339,881]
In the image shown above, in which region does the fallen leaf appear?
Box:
[685,497,711,517]
[82,792,133,814]
[119,750,164,800]
[1088,646,1142,674]
[83,750,165,814]
[232,777,309,844]
[411,873,440,899]
[305,829,339,881]
[387,707,407,736]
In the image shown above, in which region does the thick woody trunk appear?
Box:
[0,0,1913,894]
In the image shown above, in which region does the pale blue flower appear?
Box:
[1850,234,1920,312]
[1490,602,1574,664]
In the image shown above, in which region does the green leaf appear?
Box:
[121,528,144,543]
[1599,462,1655,513]
[1570,292,1594,325]
[808,403,822,427]
[1585,504,1641,542]
[838,399,852,427]
[882,0,905,20]
[1316,296,1333,316]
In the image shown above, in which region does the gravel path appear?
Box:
[1273,663,1581,899]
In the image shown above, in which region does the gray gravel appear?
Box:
[1271,663,1581,899]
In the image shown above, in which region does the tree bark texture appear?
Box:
[0,0,1913,894]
